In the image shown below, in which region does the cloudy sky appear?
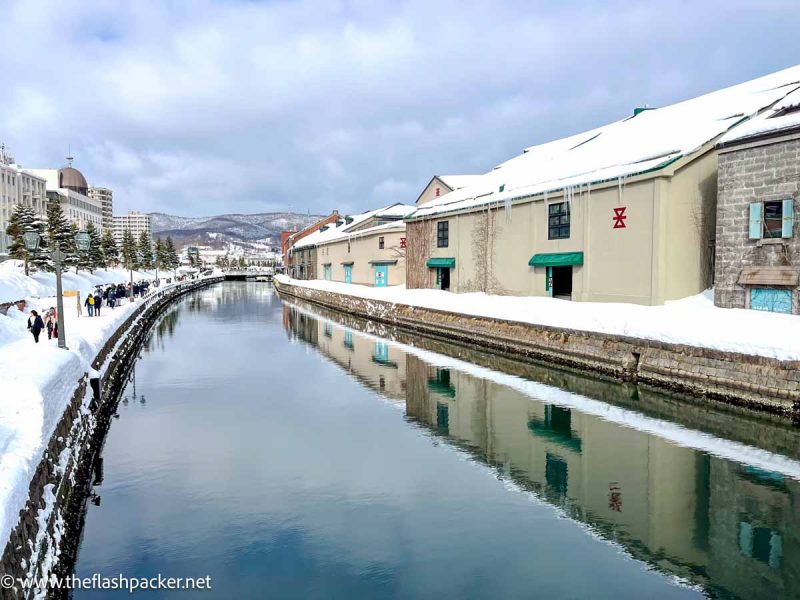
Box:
[0,0,796,217]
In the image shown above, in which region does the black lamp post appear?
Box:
[22,229,92,350]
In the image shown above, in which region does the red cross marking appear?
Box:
[613,207,627,229]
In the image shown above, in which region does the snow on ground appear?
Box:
[0,262,182,549]
[276,275,800,361]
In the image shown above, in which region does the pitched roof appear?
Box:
[718,87,800,145]
[437,175,483,190]
[410,65,800,219]
[291,203,414,250]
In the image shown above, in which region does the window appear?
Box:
[548,202,570,239]
[750,199,794,239]
[378,236,384,249]
[437,221,449,248]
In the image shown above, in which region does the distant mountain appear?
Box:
[150,211,323,250]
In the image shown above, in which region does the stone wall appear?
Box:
[0,277,223,599]
[714,136,800,310]
[275,279,800,416]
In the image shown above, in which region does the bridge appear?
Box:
[221,269,275,281]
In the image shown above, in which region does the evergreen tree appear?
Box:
[121,229,138,271]
[45,202,73,271]
[86,221,105,271]
[5,204,37,275]
[101,229,119,267]
[154,237,168,271]
[165,236,179,270]
[137,231,153,270]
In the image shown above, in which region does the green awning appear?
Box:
[427,257,456,268]
[528,252,584,267]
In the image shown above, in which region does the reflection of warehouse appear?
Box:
[282,303,800,598]
[405,355,799,599]
[283,305,406,402]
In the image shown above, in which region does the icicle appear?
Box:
[618,176,623,205]
[504,195,512,223]
[587,181,591,202]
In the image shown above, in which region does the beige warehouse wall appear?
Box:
[660,150,718,302]
[316,229,407,286]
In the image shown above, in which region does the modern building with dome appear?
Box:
[29,159,104,232]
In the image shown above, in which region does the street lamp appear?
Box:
[75,231,90,252]
[22,229,92,350]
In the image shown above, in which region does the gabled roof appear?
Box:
[291,203,415,250]
[718,87,800,146]
[438,175,483,190]
[410,65,800,219]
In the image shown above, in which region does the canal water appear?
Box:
[72,282,800,599]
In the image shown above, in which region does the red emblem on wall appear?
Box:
[400,237,407,249]
[612,207,627,229]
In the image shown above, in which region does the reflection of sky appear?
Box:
[74,283,697,599]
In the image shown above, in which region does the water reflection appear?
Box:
[282,302,800,600]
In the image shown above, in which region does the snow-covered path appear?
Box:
[0,261,186,550]
[276,276,800,361]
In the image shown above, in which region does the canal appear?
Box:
[72,282,800,599]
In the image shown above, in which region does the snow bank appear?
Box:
[276,276,800,361]
[0,264,185,549]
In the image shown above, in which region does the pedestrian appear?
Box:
[27,310,44,343]
[45,308,55,339]
[51,307,58,340]
[85,293,95,317]
[133,283,140,297]
[108,288,116,309]
[93,294,102,316]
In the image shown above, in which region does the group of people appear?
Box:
[27,307,59,343]
[27,279,160,342]
[80,280,157,317]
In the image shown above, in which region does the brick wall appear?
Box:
[714,136,800,310]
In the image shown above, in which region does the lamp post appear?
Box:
[22,229,92,350]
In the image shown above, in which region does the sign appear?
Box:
[400,237,407,249]
[51,249,66,264]
[612,207,627,229]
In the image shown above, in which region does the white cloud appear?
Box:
[0,0,795,216]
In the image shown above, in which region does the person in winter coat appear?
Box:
[108,289,116,309]
[45,308,55,339]
[93,294,102,316]
[85,293,95,317]
[132,283,140,297]
[28,310,44,343]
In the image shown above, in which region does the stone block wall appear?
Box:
[714,136,800,310]
[0,277,223,598]
[276,279,800,415]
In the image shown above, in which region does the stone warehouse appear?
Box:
[289,204,414,287]
[405,65,800,305]
[714,89,800,314]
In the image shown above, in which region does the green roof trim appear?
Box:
[529,252,584,267]
[426,257,456,268]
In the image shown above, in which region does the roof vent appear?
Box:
[335,219,344,227]
[320,225,329,232]
[633,106,653,117]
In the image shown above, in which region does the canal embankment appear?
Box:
[0,276,223,599]
[274,276,800,416]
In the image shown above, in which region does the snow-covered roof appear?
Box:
[291,203,414,250]
[718,87,800,145]
[438,175,483,190]
[411,65,800,219]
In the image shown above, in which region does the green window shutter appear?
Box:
[782,198,794,238]
[749,202,763,240]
